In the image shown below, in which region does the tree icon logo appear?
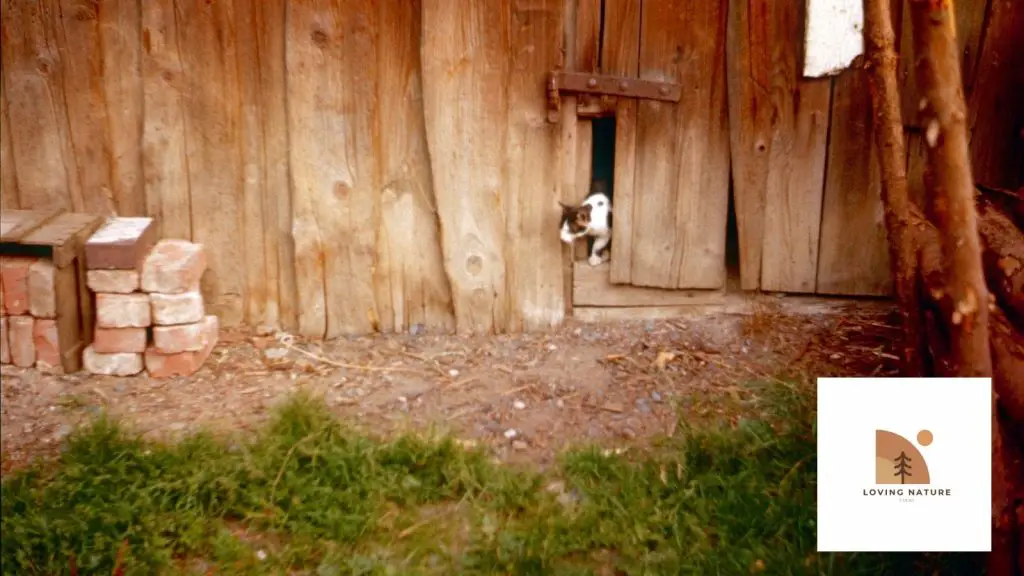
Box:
[875,429,932,485]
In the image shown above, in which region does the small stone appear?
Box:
[86,269,140,293]
[83,345,144,376]
[33,319,61,370]
[513,400,526,410]
[96,293,151,328]
[7,316,35,368]
[93,327,148,354]
[448,368,460,377]
[651,391,662,402]
[141,240,207,294]
[555,398,565,408]
[28,260,56,318]
[503,428,518,439]
[0,257,34,315]
[512,440,528,451]
[150,291,204,325]
[830,352,842,360]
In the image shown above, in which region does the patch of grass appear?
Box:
[2,387,984,575]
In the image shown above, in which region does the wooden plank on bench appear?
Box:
[0,208,63,242]
[19,212,106,268]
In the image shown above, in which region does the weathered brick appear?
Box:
[86,269,140,294]
[0,317,9,364]
[83,345,144,376]
[7,315,35,368]
[145,315,218,378]
[95,293,151,328]
[28,260,57,318]
[0,257,34,315]
[152,314,217,353]
[85,216,157,270]
[33,318,61,372]
[93,327,148,354]
[150,291,204,325]
[141,240,207,294]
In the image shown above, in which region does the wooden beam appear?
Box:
[572,261,725,307]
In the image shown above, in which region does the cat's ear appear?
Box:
[580,203,593,214]
[557,201,572,211]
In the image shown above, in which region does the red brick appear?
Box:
[0,317,9,364]
[33,318,61,372]
[0,257,34,315]
[145,315,218,378]
[152,314,217,353]
[93,327,148,354]
[83,345,144,376]
[150,291,204,325]
[7,315,35,368]
[28,260,57,318]
[96,293,151,328]
[141,240,207,294]
[86,269,140,294]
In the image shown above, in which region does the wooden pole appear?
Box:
[863,0,924,376]
[908,0,991,377]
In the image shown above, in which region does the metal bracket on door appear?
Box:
[546,71,683,123]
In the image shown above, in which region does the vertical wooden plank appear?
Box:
[560,0,579,313]
[287,0,381,337]
[100,0,146,217]
[898,0,989,127]
[626,0,730,289]
[759,2,831,293]
[0,72,19,210]
[726,0,770,290]
[505,0,566,330]
[571,0,601,263]
[604,0,642,285]
[1,1,77,211]
[967,0,1024,189]
[375,0,454,333]
[52,0,117,215]
[141,0,192,239]
[421,0,510,333]
[175,0,245,327]
[816,68,893,296]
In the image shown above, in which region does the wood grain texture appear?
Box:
[967,0,1024,189]
[375,0,454,333]
[726,0,771,290]
[571,0,600,262]
[573,261,725,307]
[141,0,192,239]
[603,0,642,285]
[1,0,77,211]
[287,0,381,337]
[506,0,566,330]
[817,67,893,296]
[52,0,116,215]
[759,2,831,293]
[0,72,18,210]
[99,0,145,217]
[626,0,730,289]
[176,0,245,327]
[898,0,989,128]
[421,0,510,333]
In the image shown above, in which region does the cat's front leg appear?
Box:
[588,234,611,267]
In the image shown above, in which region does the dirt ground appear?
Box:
[0,297,900,476]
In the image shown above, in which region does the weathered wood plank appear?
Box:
[0,72,18,210]
[1,1,77,211]
[603,0,642,285]
[573,261,725,307]
[967,0,1024,189]
[176,0,245,327]
[100,0,146,217]
[627,0,730,289]
[817,67,893,297]
[141,0,192,239]
[898,0,989,128]
[571,0,601,263]
[573,119,593,261]
[375,0,454,333]
[506,0,565,330]
[759,1,831,293]
[421,0,510,333]
[52,0,117,215]
[726,0,771,290]
[287,0,381,337]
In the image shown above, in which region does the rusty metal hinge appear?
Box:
[546,71,682,122]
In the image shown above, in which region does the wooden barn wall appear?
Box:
[0,0,1020,336]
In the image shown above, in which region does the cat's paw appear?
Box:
[588,254,603,267]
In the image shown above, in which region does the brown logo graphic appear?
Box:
[875,429,932,485]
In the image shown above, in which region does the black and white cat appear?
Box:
[559,187,613,267]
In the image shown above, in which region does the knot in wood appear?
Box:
[311,29,329,47]
[466,254,483,275]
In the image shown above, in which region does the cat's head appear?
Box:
[559,201,591,243]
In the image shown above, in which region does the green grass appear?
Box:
[1,382,984,576]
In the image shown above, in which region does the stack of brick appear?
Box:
[0,256,64,372]
[83,217,218,378]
